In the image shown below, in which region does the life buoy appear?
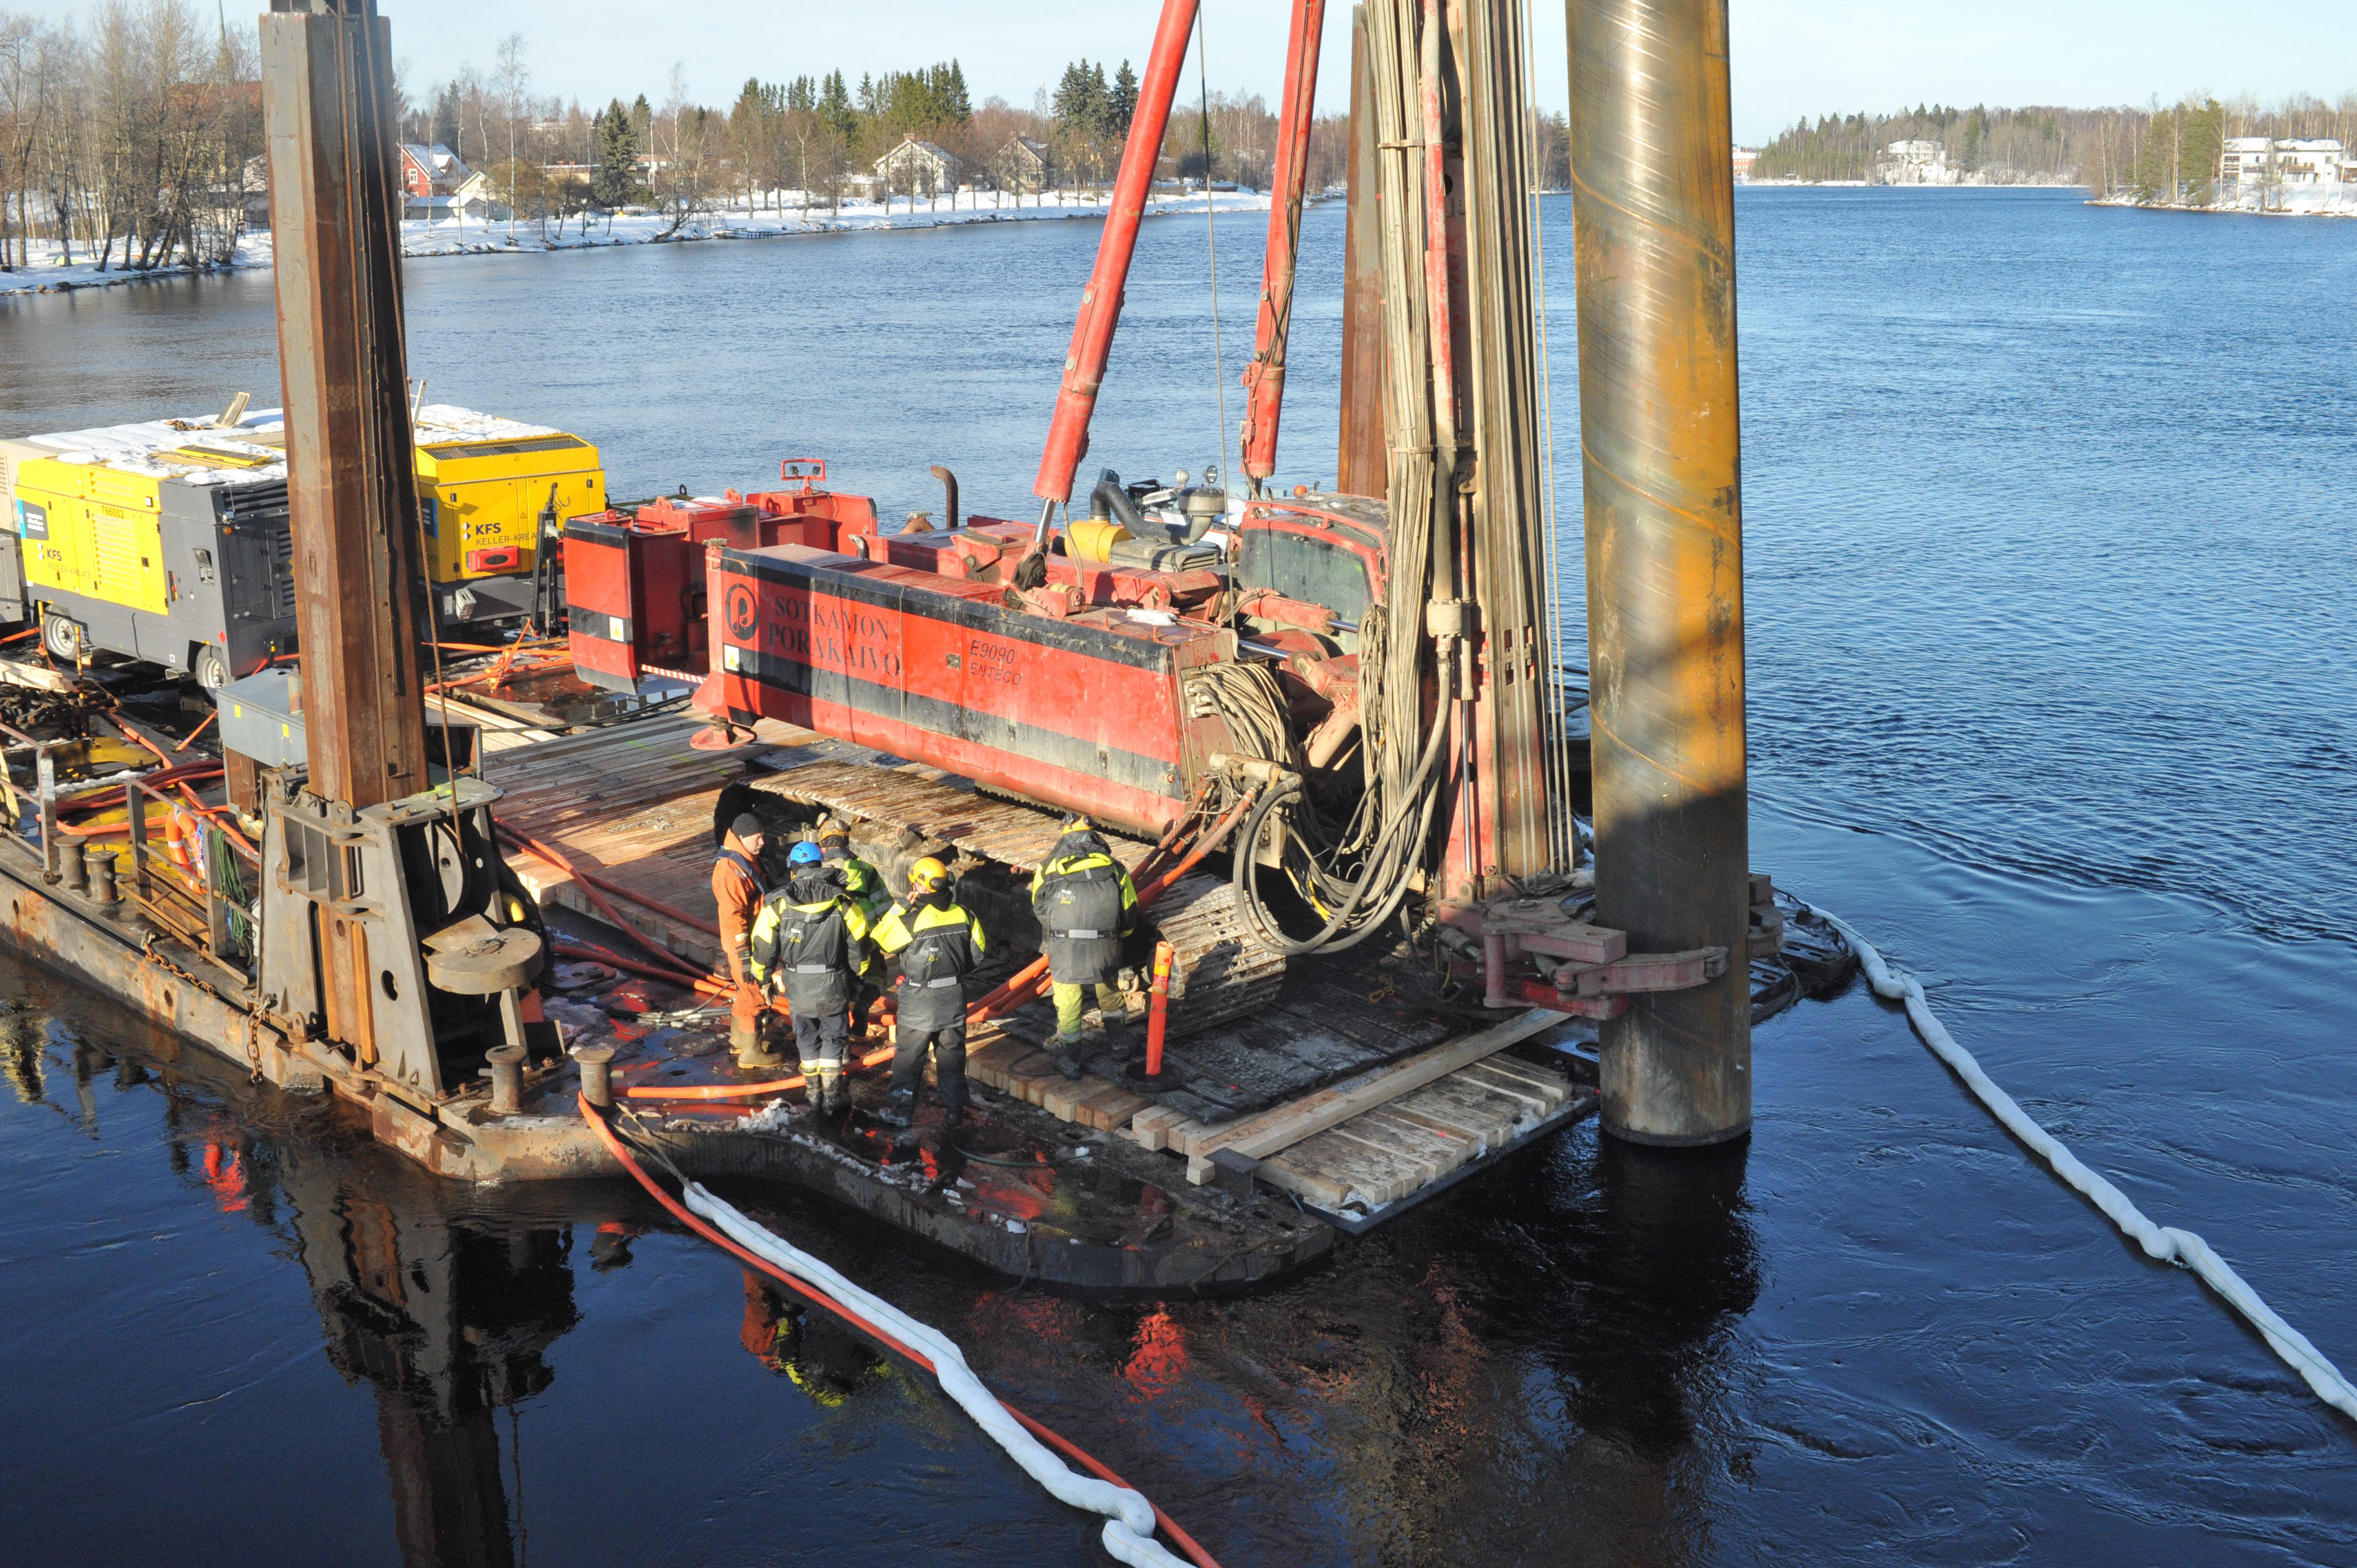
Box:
[162,806,200,878]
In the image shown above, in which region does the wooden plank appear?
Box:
[1246,1156,1354,1209]
[1179,1009,1564,1182]
[1468,1054,1574,1101]
[1401,1075,1533,1138]
[999,1051,1061,1108]
[1124,1103,1192,1151]
[1354,1108,1479,1173]
[1037,1072,1102,1123]
[1322,1123,1446,1185]
[1074,1084,1155,1131]
[1455,1060,1565,1112]
[1382,1093,1510,1148]
[1262,1129,1423,1206]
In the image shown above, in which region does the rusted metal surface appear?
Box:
[261,0,428,808]
[1335,7,1388,498]
[1032,0,1203,504]
[260,0,431,1058]
[1567,0,1753,1146]
[1238,0,1328,487]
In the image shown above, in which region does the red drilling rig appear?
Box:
[563,0,1742,1049]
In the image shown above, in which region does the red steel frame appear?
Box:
[1034,0,1203,505]
[1238,0,1327,487]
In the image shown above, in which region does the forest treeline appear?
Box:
[1753,94,2357,200]
[4,0,1428,270]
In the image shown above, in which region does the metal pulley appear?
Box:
[421,914,544,996]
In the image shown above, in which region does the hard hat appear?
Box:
[1061,812,1090,831]
[816,821,849,844]
[908,856,949,890]
[788,841,824,866]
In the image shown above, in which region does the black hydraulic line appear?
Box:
[1232,659,1457,955]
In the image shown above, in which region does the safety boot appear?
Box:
[1051,1038,1086,1080]
[735,1036,786,1072]
[817,1068,846,1115]
[876,1089,915,1129]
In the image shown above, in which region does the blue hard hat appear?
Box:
[788,841,824,866]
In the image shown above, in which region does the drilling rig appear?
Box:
[569,0,1757,1123]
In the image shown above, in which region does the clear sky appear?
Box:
[28,1,2355,146]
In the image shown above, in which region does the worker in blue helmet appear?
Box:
[748,838,876,1114]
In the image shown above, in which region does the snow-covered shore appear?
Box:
[2088,185,2357,219]
[0,187,1278,298]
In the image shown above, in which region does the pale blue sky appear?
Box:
[33,1,2355,143]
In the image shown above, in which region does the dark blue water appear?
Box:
[2,188,2352,1565]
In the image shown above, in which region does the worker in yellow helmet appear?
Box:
[869,856,986,1128]
[748,840,876,1115]
[1029,814,1138,1080]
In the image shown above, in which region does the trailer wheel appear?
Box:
[192,647,231,692]
[40,610,81,661]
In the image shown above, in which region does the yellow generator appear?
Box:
[410,407,606,627]
[0,404,606,685]
[0,421,295,689]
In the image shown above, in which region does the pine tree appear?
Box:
[942,59,971,125]
[593,100,642,208]
[1110,61,1138,135]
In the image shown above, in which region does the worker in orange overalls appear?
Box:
[714,812,781,1070]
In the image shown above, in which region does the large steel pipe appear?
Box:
[1567,0,1751,1144]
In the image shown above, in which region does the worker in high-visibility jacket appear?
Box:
[869,857,986,1128]
[713,812,778,1069]
[748,841,875,1113]
[1030,815,1138,1080]
[816,822,889,1036]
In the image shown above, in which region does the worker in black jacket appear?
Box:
[1030,815,1139,1080]
[869,857,986,1128]
[748,842,875,1114]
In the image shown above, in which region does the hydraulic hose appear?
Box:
[1232,657,1455,955]
[581,1096,1224,1567]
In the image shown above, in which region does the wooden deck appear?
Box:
[467,692,1594,1228]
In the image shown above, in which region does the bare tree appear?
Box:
[494,32,526,241]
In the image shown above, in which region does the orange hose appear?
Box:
[495,822,706,980]
[174,711,218,751]
[109,716,174,766]
[578,1095,1223,1568]
[497,823,721,938]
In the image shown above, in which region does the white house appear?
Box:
[2221,137,2348,190]
[2276,139,2345,183]
[991,135,1052,193]
[1876,139,1955,185]
[874,136,963,196]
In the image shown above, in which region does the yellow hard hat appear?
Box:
[908,856,950,890]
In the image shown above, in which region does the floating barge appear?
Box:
[0,657,1841,1290]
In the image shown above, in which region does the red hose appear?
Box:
[497,823,707,980]
[497,823,722,938]
[578,1095,1223,1568]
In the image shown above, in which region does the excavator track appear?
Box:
[1144,874,1289,1039]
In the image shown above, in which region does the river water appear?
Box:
[2,189,2351,1566]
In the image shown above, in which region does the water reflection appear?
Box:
[127,1039,592,1568]
[282,1158,577,1568]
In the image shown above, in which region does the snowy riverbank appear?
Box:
[2088,185,2357,219]
[0,187,1279,298]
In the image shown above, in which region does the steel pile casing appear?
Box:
[1567,0,1753,1144]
